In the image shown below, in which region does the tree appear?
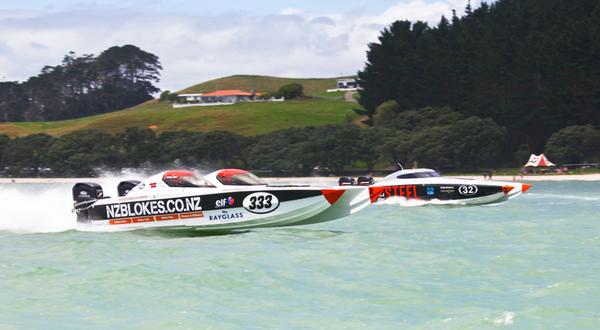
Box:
[245,127,315,174]
[373,100,399,126]
[0,82,26,121]
[3,134,53,175]
[357,0,600,154]
[151,131,206,166]
[513,144,531,166]
[94,45,162,113]
[446,117,507,169]
[198,131,246,167]
[545,125,600,163]
[375,107,462,130]
[46,130,118,176]
[0,134,10,168]
[0,45,162,122]
[374,107,506,169]
[354,128,383,172]
[276,83,304,100]
[159,91,178,102]
[116,127,156,167]
[160,90,172,101]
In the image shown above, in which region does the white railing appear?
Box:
[326,87,362,92]
[172,97,285,108]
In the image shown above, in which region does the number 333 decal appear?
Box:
[243,192,280,214]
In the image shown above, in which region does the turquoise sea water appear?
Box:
[0,181,599,329]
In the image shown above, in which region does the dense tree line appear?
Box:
[1,109,596,177]
[2,107,565,177]
[358,0,600,156]
[0,45,162,121]
[544,125,600,164]
[373,104,508,169]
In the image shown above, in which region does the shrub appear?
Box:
[373,100,399,126]
[545,125,600,163]
[276,83,304,100]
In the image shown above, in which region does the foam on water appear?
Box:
[527,192,600,201]
[375,196,472,207]
[0,171,149,234]
[492,311,516,326]
[0,186,75,233]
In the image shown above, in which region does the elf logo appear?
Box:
[215,196,235,208]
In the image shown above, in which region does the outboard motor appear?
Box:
[72,182,104,203]
[118,180,141,197]
[338,177,356,186]
[357,176,375,186]
[72,182,104,222]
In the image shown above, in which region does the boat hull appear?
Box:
[369,179,529,206]
[76,187,354,231]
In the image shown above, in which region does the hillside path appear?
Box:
[345,91,357,102]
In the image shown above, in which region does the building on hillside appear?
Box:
[201,90,257,103]
[178,93,204,102]
[173,89,282,108]
[326,78,362,92]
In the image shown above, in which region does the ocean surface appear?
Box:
[0,181,599,329]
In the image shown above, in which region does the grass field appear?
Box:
[0,99,359,137]
[0,75,361,137]
[178,75,351,96]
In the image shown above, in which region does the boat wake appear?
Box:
[0,186,76,234]
[525,193,600,202]
[374,196,470,207]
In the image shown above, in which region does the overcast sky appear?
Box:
[0,0,481,91]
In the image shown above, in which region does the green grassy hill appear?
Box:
[0,75,360,137]
[178,75,350,96]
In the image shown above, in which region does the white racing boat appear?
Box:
[341,168,531,206]
[73,169,370,231]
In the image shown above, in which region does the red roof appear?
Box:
[202,90,254,97]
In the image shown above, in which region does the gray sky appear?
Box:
[0,0,480,91]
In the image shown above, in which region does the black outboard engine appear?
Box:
[72,183,104,222]
[338,177,356,186]
[118,180,141,197]
[72,182,104,203]
[357,176,375,186]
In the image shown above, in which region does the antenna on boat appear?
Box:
[395,162,404,170]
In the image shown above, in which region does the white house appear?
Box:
[173,89,283,108]
[327,78,362,92]
[178,93,204,102]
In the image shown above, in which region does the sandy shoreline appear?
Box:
[0,174,599,184]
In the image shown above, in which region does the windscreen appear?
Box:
[217,170,267,186]
[163,171,215,187]
[397,171,440,179]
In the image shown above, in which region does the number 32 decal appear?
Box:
[458,185,478,196]
[243,192,280,214]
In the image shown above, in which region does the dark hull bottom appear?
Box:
[369,183,508,204]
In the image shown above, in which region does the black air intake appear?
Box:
[357,176,375,186]
[338,177,356,186]
[118,180,141,197]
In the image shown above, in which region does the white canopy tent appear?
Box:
[524,154,556,167]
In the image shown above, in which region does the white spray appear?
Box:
[375,196,471,207]
[0,167,215,234]
[0,185,76,233]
